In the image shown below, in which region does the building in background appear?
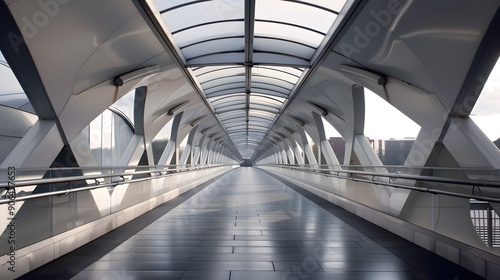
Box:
[363,138,416,167]
[383,138,415,166]
[328,137,345,164]
[328,137,415,167]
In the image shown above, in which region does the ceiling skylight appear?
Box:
[152,0,348,159]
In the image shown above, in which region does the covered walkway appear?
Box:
[2,0,500,279]
[21,168,482,280]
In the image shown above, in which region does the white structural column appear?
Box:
[213,146,222,164]
[179,126,198,166]
[287,146,295,164]
[158,112,183,166]
[443,118,500,168]
[276,147,284,164]
[1,120,64,169]
[293,145,305,165]
[349,87,386,173]
[281,149,288,164]
[342,85,364,166]
[116,87,148,169]
[0,121,65,237]
[278,141,289,164]
[297,128,317,166]
[206,141,216,164]
[312,112,341,169]
[201,139,212,165]
[280,137,295,164]
[193,134,205,165]
[272,153,279,164]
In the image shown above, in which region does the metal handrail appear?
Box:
[268,164,500,187]
[0,164,220,189]
[275,163,500,172]
[262,164,500,203]
[0,163,213,174]
[0,164,230,205]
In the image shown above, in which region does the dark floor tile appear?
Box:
[71,271,185,280]
[182,271,230,280]
[230,271,416,280]
[21,168,486,280]
[273,261,324,272]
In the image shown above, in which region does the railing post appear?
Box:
[488,205,493,248]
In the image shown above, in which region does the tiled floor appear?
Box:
[21,168,484,279]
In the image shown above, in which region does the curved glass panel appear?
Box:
[232,132,266,137]
[211,94,245,102]
[196,66,245,83]
[255,0,337,33]
[224,126,248,132]
[154,0,196,11]
[221,119,246,125]
[204,83,245,94]
[252,93,286,103]
[253,52,310,66]
[220,115,246,121]
[248,116,274,123]
[254,21,324,48]
[254,38,315,60]
[214,104,246,113]
[183,38,245,60]
[222,122,247,129]
[250,104,280,113]
[250,95,284,108]
[172,21,244,48]
[206,88,246,97]
[268,66,304,77]
[212,99,246,109]
[304,0,346,11]
[234,139,261,144]
[152,0,350,159]
[250,88,289,98]
[202,75,245,89]
[251,83,291,96]
[253,75,295,90]
[219,109,246,116]
[188,52,245,65]
[249,109,276,118]
[253,66,303,83]
[209,93,246,102]
[161,1,244,33]
[246,119,273,126]
[235,143,261,148]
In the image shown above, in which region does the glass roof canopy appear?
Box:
[153,0,346,159]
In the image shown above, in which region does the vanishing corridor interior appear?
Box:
[0,0,500,279]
